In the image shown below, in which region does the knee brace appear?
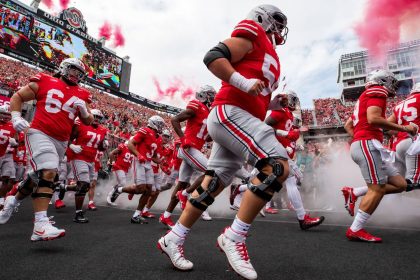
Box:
[75,181,90,197]
[30,171,56,199]
[189,170,219,211]
[248,158,284,201]
[18,174,35,196]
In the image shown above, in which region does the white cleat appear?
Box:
[30,219,65,242]
[259,209,266,217]
[201,210,212,221]
[157,235,193,271]
[217,232,257,280]
[0,196,19,224]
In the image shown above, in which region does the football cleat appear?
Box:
[128,193,134,200]
[259,209,266,217]
[265,207,278,214]
[177,191,188,210]
[55,182,66,200]
[54,199,66,209]
[342,187,357,216]
[141,211,155,218]
[229,184,240,206]
[201,210,212,221]
[131,215,148,224]
[88,201,97,211]
[157,235,193,271]
[73,211,89,223]
[0,196,19,224]
[106,186,121,205]
[6,182,19,197]
[159,214,175,229]
[346,228,382,243]
[217,231,257,280]
[31,219,65,242]
[299,214,325,230]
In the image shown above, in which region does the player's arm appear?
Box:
[171,109,195,138]
[265,115,278,127]
[10,82,38,132]
[108,147,121,162]
[204,37,265,96]
[344,117,354,137]
[74,98,93,125]
[367,106,417,134]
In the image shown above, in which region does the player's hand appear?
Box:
[11,112,29,132]
[286,146,293,155]
[404,123,418,136]
[8,137,18,147]
[247,79,266,96]
[69,144,83,154]
[286,129,300,141]
[73,99,89,118]
[137,154,146,163]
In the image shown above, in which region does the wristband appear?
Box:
[229,72,258,93]
[11,111,21,119]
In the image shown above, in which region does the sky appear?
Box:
[20,0,370,109]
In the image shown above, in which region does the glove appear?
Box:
[286,146,293,155]
[137,154,146,163]
[286,129,300,141]
[69,144,83,154]
[408,122,419,137]
[73,98,89,118]
[11,111,29,132]
[8,137,18,147]
[180,137,190,149]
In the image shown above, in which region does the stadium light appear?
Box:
[99,37,106,46]
[123,56,130,62]
[30,0,41,9]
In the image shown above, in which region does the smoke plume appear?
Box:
[98,21,113,41]
[59,0,70,10]
[153,77,196,103]
[355,0,420,60]
[112,25,125,48]
[42,0,54,9]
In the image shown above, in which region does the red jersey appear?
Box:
[73,121,108,163]
[132,127,159,161]
[30,73,92,141]
[393,93,420,144]
[269,108,295,158]
[0,122,16,157]
[184,100,210,150]
[113,143,134,173]
[172,140,182,171]
[212,20,281,121]
[152,136,163,173]
[352,86,388,143]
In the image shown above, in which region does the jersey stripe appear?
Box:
[233,27,258,36]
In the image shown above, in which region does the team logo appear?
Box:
[62,7,86,31]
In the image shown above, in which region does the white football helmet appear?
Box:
[162,129,171,138]
[0,104,11,122]
[196,85,216,107]
[247,4,288,45]
[365,69,398,96]
[410,82,420,94]
[286,90,299,111]
[148,115,165,133]
[59,58,86,85]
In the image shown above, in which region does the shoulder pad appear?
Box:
[186,100,200,111]
[364,86,388,98]
[231,20,260,41]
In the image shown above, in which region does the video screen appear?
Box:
[0,6,31,53]
[31,18,122,89]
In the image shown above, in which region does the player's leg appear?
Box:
[88,167,98,210]
[72,160,91,223]
[106,170,127,205]
[143,172,163,218]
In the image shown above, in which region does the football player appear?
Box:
[342,70,416,242]
[107,115,165,224]
[159,86,216,228]
[158,5,289,279]
[0,58,93,242]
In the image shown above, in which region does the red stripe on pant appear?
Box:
[217,106,266,159]
[181,148,206,172]
[25,132,37,171]
[361,140,378,184]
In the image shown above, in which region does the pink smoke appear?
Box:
[43,0,54,9]
[355,0,420,60]
[153,77,196,102]
[112,25,125,48]
[59,0,70,10]
[98,21,113,41]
